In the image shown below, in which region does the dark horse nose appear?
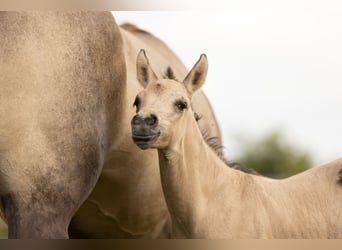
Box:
[131,114,158,127]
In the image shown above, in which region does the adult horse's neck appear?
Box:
[157,110,240,237]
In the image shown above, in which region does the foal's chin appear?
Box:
[132,134,160,150]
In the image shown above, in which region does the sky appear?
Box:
[113,7,342,166]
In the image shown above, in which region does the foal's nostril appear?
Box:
[132,115,143,125]
[145,114,158,126]
[132,114,158,127]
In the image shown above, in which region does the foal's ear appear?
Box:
[136,49,158,88]
[183,54,208,96]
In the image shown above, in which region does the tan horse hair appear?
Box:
[0,12,224,238]
[132,50,342,238]
[68,18,224,238]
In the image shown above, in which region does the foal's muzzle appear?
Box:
[131,114,160,149]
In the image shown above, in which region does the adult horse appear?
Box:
[0,11,126,238]
[0,12,222,238]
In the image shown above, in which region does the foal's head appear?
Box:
[131,49,208,150]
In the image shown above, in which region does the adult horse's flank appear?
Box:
[131,50,342,238]
[0,12,125,238]
[0,12,223,238]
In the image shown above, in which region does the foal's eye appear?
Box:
[133,96,141,111]
[175,100,188,112]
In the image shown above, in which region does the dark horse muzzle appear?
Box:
[131,114,161,149]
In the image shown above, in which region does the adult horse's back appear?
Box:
[0,12,125,238]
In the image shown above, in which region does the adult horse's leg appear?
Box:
[0,12,125,238]
[0,139,104,238]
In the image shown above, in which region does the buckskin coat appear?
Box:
[0,12,222,238]
[131,50,342,238]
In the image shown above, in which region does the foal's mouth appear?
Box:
[132,132,161,150]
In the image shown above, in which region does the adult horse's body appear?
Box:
[132,50,342,238]
[0,12,126,238]
[0,12,222,238]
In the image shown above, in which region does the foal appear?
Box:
[131,50,342,238]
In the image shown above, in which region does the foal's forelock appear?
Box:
[162,66,178,81]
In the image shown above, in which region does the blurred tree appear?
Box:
[0,218,7,239]
[235,130,313,178]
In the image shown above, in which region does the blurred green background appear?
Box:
[0,219,7,239]
[234,130,312,178]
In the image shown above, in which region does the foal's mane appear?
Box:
[338,169,342,185]
[162,66,258,175]
[195,115,258,175]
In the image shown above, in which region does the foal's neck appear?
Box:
[157,111,239,237]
